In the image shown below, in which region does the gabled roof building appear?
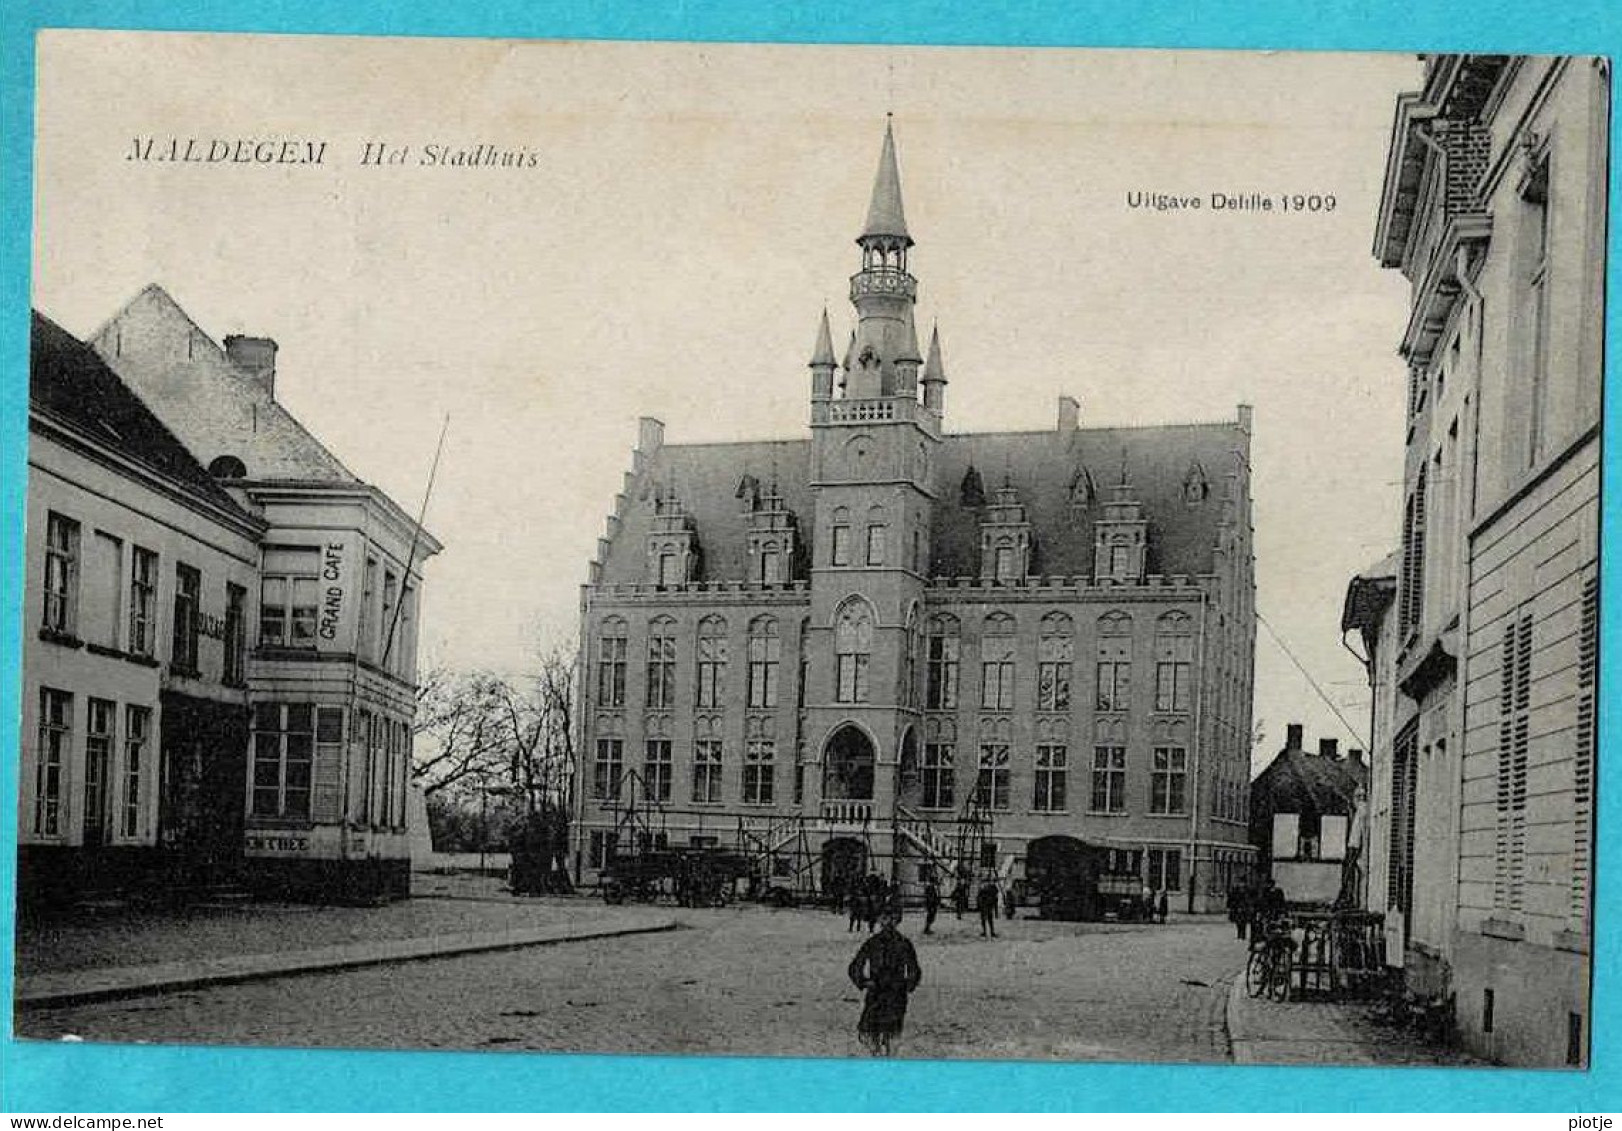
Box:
[574,124,1258,911]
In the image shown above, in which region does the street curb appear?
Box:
[17,919,680,1009]
[1225,964,1256,1064]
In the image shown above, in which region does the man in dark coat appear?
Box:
[1156,887,1169,924]
[847,908,923,1057]
[951,878,969,920]
[922,876,941,935]
[1229,883,1250,940]
[976,877,1000,938]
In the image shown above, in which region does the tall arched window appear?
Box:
[1153,610,1194,713]
[830,507,852,567]
[747,616,780,708]
[835,599,874,704]
[980,612,1016,711]
[866,505,888,566]
[1038,612,1073,711]
[646,616,677,709]
[900,605,921,707]
[1096,611,1132,712]
[926,614,960,709]
[596,617,627,707]
[695,616,728,708]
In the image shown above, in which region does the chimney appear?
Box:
[1237,403,1254,434]
[638,416,666,455]
[224,335,277,396]
[1348,748,1365,766]
[1319,738,1339,760]
[1285,723,1304,751]
[1058,395,1080,436]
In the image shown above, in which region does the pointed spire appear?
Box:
[860,117,912,247]
[922,324,946,384]
[810,308,836,367]
[841,330,855,372]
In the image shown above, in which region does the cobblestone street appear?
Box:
[18,903,1244,1063]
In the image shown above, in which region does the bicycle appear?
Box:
[1244,917,1296,1001]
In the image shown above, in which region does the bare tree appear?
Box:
[412,668,518,800]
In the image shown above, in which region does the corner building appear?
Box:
[1369,55,1605,1065]
[575,125,1257,911]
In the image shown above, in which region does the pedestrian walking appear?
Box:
[1156,887,1169,924]
[976,876,999,938]
[847,907,923,1057]
[864,874,883,933]
[847,882,866,933]
[922,876,940,935]
[1003,881,1017,921]
[951,878,968,920]
[1228,884,1249,940]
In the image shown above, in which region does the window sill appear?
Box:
[169,665,202,680]
[1031,809,1070,816]
[1086,810,1130,818]
[124,653,160,669]
[221,678,248,691]
[1148,811,1190,818]
[246,817,316,830]
[37,628,83,649]
[85,641,125,659]
[1481,917,1526,942]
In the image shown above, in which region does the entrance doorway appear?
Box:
[821,836,867,903]
[823,724,876,800]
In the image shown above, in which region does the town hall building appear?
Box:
[573,123,1258,912]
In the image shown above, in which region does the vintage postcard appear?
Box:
[12,32,1606,1072]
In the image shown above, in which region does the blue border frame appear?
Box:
[2,0,1619,1113]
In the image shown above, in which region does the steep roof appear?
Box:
[595,417,1247,585]
[90,284,358,483]
[860,120,911,246]
[30,312,252,517]
[1252,746,1368,818]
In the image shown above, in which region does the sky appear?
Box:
[31,33,1422,775]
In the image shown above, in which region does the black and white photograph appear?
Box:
[11,34,1607,1072]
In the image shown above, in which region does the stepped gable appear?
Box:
[30,311,247,516]
[597,439,815,586]
[931,421,1244,580]
[90,284,358,483]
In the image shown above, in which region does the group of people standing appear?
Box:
[844,873,902,933]
[1227,876,1287,941]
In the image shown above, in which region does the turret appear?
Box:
[847,118,920,401]
[921,325,947,415]
[810,309,836,401]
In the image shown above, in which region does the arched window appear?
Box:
[1096,611,1132,712]
[994,540,1017,583]
[835,599,874,704]
[980,612,1016,711]
[1038,612,1073,711]
[866,505,888,567]
[900,605,921,707]
[926,614,960,709]
[695,616,728,708]
[645,616,677,709]
[747,616,780,708]
[596,616,628,707]
[796,617,811,709]
[208,454,247,479]
[1154,611,1194,713]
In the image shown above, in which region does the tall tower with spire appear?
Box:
[802,119,942,827]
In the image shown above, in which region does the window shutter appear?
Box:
[312,706,345,823]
